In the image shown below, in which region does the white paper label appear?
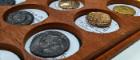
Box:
[75,15,120,33]
[21,9,48,24]
[0,50,20,60]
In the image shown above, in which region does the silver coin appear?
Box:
[0,0,15,5]
[30,31,70,58]
[6,11,34,25]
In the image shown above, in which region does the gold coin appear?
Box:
[113,5,136,16]
[87,12,112,27]
[59,0,80,9]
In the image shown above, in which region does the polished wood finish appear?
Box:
[0,0,140,60]
[96,31,140,60]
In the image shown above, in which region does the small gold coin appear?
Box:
[113,5,136,16]
[59,0,80,9]
[87,12,112,28]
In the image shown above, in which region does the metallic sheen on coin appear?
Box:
[30,31,70,58]
[59,0,80,9]
[6,11,34,25]
[87,12,112,27]
[113,5,136,16]
[0,0,15,5]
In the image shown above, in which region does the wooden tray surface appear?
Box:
[0,0,140,60]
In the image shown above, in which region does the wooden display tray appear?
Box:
[0,0,140,60]
[96,31,140,60]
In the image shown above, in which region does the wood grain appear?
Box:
[0,0,139,60]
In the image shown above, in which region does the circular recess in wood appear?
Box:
[107,0,140,16]
[0,43,24,60]
[48,0,84,11]
[74,9,120,34]
[3,4,49,25]
[24,23,82,60]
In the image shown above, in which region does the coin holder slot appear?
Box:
[107,0,140,16]
[49,0,84,11]
[21,9,48,24]
[24,23,81,60]
[0,43,24,60]
[74,9,120,34]
[3,4,49,25]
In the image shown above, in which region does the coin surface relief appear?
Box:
[30,31,70,58]
[113,5,136,16]
[6,11,34,25]
[87,12,112,28]
[59,0,80,9]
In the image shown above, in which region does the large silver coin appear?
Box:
[30,31,70,58]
